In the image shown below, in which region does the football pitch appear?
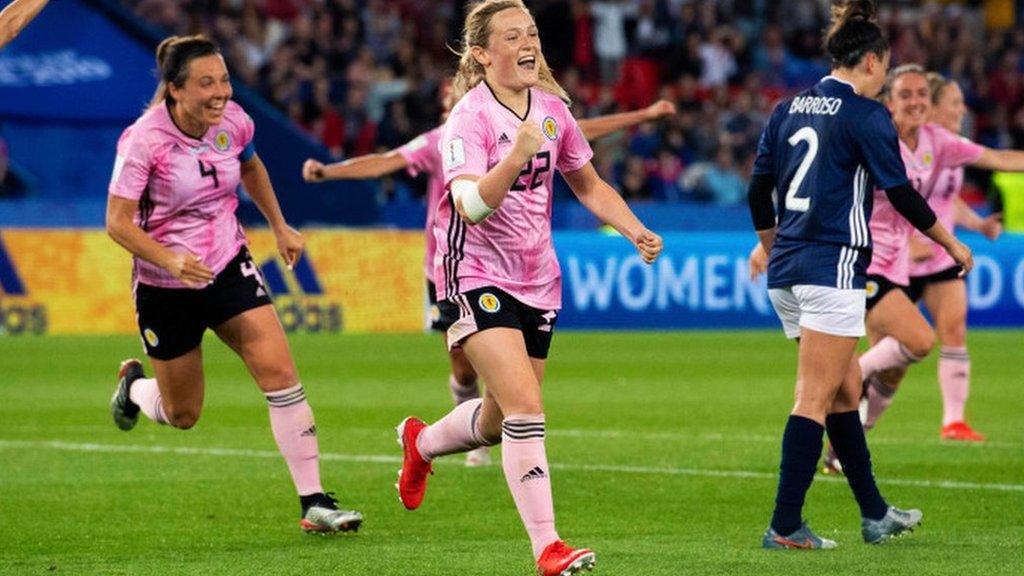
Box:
[1,331,1021,575]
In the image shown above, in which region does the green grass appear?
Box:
[1,331,1022,575]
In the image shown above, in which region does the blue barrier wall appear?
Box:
[554,231,1024,329]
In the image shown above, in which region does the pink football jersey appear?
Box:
[868,123,982,285]
[109,101,254,289]
[397,126,445,280]
[909,164,969,277]
[434,82,593,310]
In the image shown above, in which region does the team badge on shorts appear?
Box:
[923,152,933,167]
[143,328,159,348]
[542,116,558,140]
[478,292,501,313]
[865,280,878,299]
[429,304,441,323]
[214,130,231,152]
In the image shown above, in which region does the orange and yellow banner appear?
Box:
[0,228,425,335]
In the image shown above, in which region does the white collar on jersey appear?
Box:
[821,75,859,95]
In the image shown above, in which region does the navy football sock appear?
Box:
[826,410,888,520]
[770,415,824,535]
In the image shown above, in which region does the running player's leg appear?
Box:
[449,346,481,403]
[113,284,205,431]
[860,278,932,381]
[922,278,982,439]
[462,328,561,561]
[860,289,934,428]
[213,304,361,533]
[414,345,496,463]
[433,284,491,466]
[147,350,205,428]
[449,346,492,466]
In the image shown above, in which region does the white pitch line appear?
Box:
[1,439,1022,493]
[550,428,1024,450]
[7,424,1022,449]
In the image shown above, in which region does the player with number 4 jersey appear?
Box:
[106,35,363,535]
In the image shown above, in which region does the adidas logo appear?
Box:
[498,132,511,145]
[519,466,547,483]
[300,425,318,437]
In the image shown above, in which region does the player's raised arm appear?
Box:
[577,99,676,141]
[302,151,408,183]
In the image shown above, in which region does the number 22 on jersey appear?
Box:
[785,127,818,213]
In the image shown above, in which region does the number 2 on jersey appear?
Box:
[785,127,818,213]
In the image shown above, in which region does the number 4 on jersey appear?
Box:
[785,127,818,213]
[198,159,219,189]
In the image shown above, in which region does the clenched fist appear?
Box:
[634,229,663,264]
[513,122,544,165]
[644,99,677,121]
[302,159,326,183]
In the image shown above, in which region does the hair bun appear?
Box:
[846,0,876,21]
[830,0,877,28]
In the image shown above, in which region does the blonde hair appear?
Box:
[450,0,570,105]
[926,71,955,105]
[880,63,927,103]
[149,35,220,109]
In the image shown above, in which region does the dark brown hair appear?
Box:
[825,0,889,69]
[149,35,220,108]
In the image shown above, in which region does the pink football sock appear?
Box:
[862,376,897,430]
[449,374,481,405]
[501,414,560,559]
[266,384,323,496]
[859,336,922,380]
[128,378,169,425]
[939,346,970,426]
[416,398,487,461]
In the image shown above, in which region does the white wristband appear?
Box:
[451,179,495,223]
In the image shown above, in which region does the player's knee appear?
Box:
[907,331,935,359]
[259,363,299,390]
[452,368,477,389]
[449,352,477,385]
[938,322,967,347]
[168,408,201,429]
[480,425,502,445]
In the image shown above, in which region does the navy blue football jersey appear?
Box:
[752,76,909,289]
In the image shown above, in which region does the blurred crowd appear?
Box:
[121,0,1024,207]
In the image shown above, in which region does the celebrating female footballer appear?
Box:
[841,66,1024,449]
[106,35,362,534]
[392,2,662,574]
[301,95,674,469]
